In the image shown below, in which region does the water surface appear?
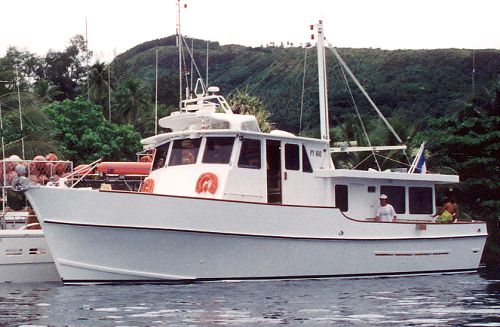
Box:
[1,271,499,326]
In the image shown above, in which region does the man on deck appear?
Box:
[375,194,397,222]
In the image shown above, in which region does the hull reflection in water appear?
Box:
[25,187,486,284]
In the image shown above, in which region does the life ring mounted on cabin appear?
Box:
[140,178,155,193]
[195,172,218,194]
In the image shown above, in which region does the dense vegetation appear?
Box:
[0,35,499,264]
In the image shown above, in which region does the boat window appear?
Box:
[238,138,261,169]
[241,121,260,132]
[202,137,235,164]
[380,186,406,214]
[285,144,300,171]
[168,138,202,166]
[335,184,348,212]
[152,142,170,170]
[409,187,433,214]
[302,145,313,173]
[368,186,376,193]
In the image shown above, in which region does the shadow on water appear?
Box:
[0,273,499,326]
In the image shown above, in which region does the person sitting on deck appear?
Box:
[375,194,397,222]
[435,198,459,223]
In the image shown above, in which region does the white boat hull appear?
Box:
[0,229,60,283]
[26,187,487,283]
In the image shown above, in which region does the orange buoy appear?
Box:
[45,153,58,161]
[139,155,153,163]
[139,178,155,193]
[195,172,218,194]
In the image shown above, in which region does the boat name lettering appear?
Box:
[310,150,322,158]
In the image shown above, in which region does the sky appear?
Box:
[1,0,499,62]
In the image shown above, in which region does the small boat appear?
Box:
[0,212,60,283]
[14,21,487,284]
[0,154,73,283]
[1,156,150,283]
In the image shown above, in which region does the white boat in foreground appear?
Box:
[1,211,59,283]
[14,21,487,284]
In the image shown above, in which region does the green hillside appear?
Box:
[113,35,500,133]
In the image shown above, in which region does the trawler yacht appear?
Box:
[13,21,487,284]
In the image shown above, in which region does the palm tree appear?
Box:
[113,78,151,127]
[228,89,274,132]
[88,61,112,109]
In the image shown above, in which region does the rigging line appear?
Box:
[181,36,207,93]
[299,47,308,136]
[351,152,373,170]
[339,65,381,171]
[327,44,403,144]
[374,153,411,167]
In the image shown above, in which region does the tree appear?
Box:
[113,78,151,126]
[422,93,499,221]
[88,61,113,115]
[42,97,142,164]
[228,89,273,132]
[43,35,91,100]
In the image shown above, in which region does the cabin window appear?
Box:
[368,186,376,193]
[238,138,261,169]
[202,137,235,164]
[335,184,348,212]
[409,187,433,214]
[302,145,313,173]
[152,142,170,170]
[380,186,406,214]
[241,121,260,132]
[168,138,202,166]
[285,144,300,171]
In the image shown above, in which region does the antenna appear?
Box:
[155,49,159,135]
[176,0,183,105]
[108,63,111,121]
[15,69,25,159]
[85,17,90,101]
[206,40,209,89]
[472,49,475,97]
[190,38,194,93]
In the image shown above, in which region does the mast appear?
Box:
[316,21,330,142]
[176,0,183,105]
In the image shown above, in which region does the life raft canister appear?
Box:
[195,172,218,194]
[140,178,155,193]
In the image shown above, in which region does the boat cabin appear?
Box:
[142,126,456,222]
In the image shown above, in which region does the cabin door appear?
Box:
[266,140,282,204]
[281,143,304,205]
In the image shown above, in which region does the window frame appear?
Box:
[237,138,262,169]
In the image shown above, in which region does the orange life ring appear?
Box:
[140,178,155,193]
[195,172,218,194]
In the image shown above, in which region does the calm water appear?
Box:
[1,270,499,326]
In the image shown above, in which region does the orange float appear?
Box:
[195,172,218,194]
[96,162,152,176]
[139,155,153,163]
[139,178,155,193]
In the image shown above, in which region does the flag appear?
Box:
[415,149,426,174]
[409,141,426,174]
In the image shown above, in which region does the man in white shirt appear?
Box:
[375,194,397,222]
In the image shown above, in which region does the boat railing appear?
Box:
[0,159,74,230]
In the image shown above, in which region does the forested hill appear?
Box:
[113,35,500,133]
